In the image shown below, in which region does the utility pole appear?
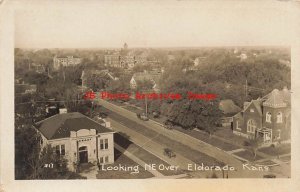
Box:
[145,94,148,116]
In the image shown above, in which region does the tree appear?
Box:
[245,137,263,160]
[15,127,69,179]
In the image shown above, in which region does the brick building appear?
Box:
[232,87,291,145]
[35,112,114,171]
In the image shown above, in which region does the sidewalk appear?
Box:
[115,143,164,177]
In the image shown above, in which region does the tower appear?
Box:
[124,43,128,50]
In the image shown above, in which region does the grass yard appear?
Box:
[258,144,291,156]
[173,127,239,151]
[234,150,263,162]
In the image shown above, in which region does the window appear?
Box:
[266,112,272,123]
[277,112,283,123]
[100,139,104,150]
[236,121,241,130]
[55,145,60,155]
[247,119,256,133]
[100,139,109,150]
[250,108,254,113]
[99,156,109,164]
[104,139,108,149]
[55,144,65,156]
[277,130,281,139]
[61,145,65,156]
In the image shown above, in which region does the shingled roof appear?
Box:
[263,88,291,108]
[219,99,241,116]
[35,112,113,140]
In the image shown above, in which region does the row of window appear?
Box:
[56,144,65,156]
[249,108,283,123]
[54,139,109,156]
[99,156,109,164]
[100,139,109,150]
[266,112,283,123]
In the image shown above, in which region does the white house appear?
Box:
[130,71,161,92]
[35,112,114,171]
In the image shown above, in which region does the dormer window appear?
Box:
[250,108,254,112]
[277,112,283,123]
[266,112,272,123]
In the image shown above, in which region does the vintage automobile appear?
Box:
[136,113,149,121]
[163,124,173,130]
[163,148,176,158]
[163,120,174,130]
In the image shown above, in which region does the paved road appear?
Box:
[95,97,276,178]
[111,119,203,177]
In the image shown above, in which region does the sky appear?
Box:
[14,0,299,48]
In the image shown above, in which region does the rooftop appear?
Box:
[219,99,241,115]
[263,87,291,108]
[35,112,113,140]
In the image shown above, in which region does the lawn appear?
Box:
[279,155,291,162]
[234,150,263,162]
[258,144,291,156]
[173,127,239,151]
[96,149,154,179]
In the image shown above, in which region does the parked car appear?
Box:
[136,113,149,121]
[163,148,176,158]
[163,124,173,130]
[163,120,174,130]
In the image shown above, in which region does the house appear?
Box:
[80,69,118,90]
[232,87,291,145]
[35,112,115,171]
[30,63,46,73]
[219,99,241,127]
[193,57,206,67]
[15,84,37,94]
[130,70,161,92]
[238,53,248,61]
[104,54,123,68]
[53,56,82,70]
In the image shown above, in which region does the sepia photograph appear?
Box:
[1,0,300,191]
[14,44,291,179]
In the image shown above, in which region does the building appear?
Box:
[104,54,123,68]
[219,99,241,127]
[232,87,291,145]
[15,84,37,94]
[30,63,46,73]
[193,57,206,67]
[130,70,161,92]
[80,69,118,90]
[53,56,82,70]
[104,54,147,69]
[238,53,248,61]
[35,112,115,171]
[121,55,135,68]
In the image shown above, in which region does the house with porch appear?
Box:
[34,112,114,171]
[232,87,291,146]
